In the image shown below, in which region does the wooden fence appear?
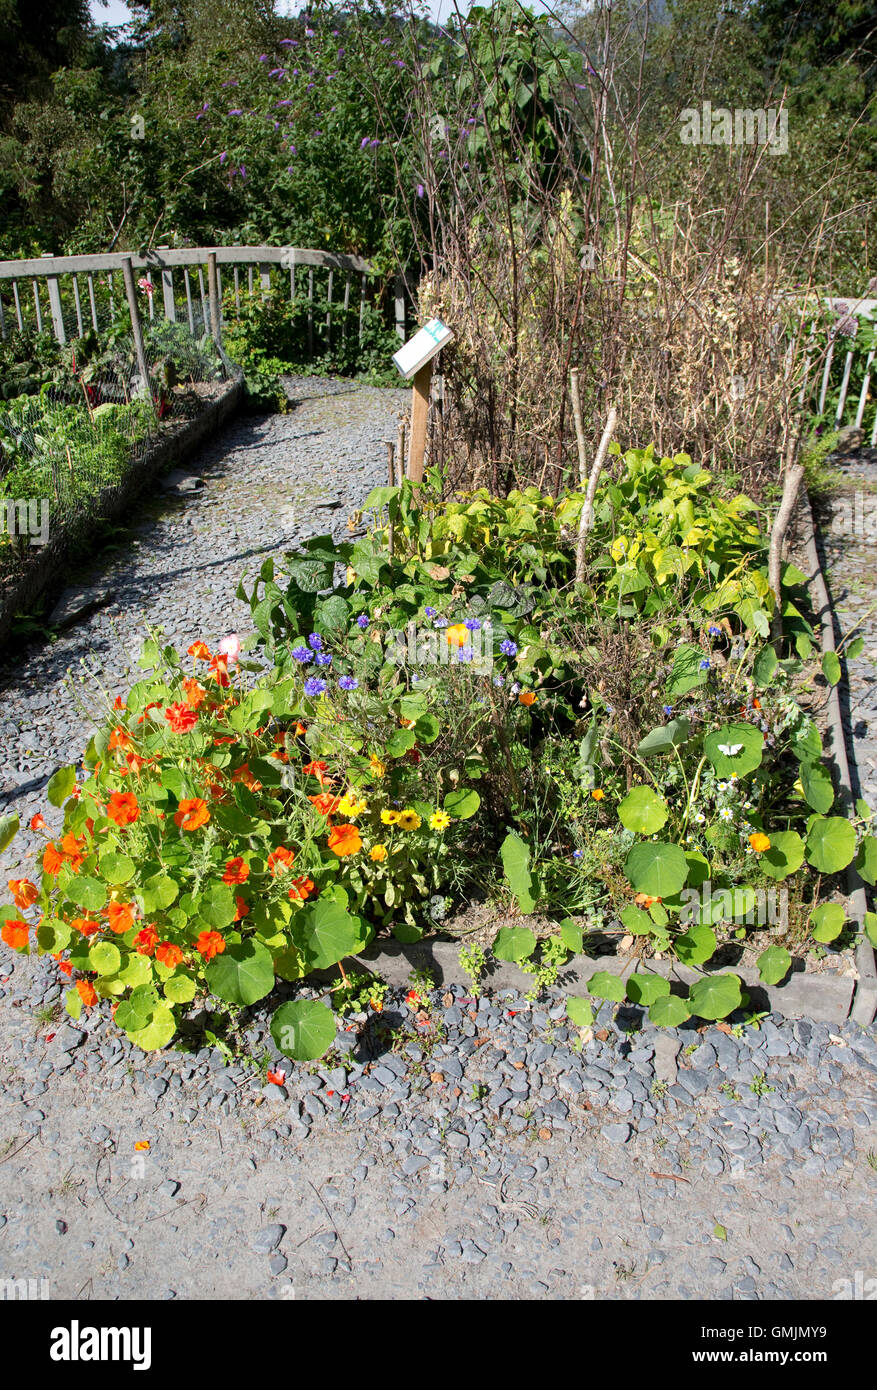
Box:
[800,296,877,447]
[0,245,410,353]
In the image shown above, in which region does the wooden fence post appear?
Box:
[394,274,406,342]
[42,254,66,344]
[121,256,155,413]
[407,361,433,483]
[158,247,177,322]
[207,251,223,349]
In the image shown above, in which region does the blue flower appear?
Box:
[708,625,722,637]
[511,682,522,696]
[573,850,583,860]
[499,639,518,657]
[356,614,369,629]
[338,675,358,691]
[662,705,673,715]
[308,633,323,650]
[433,617,448,628]
[291,645,313,663]
[457,646,474,663]
[464,618,481,631]
[493,676,504,687]
[314,652,333,667]
[304,677,327,697]
[699,659,711,671]
[424,606,437,617]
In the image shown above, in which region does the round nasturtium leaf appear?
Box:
[36,919,72,954]
[688,972,743,1021]
[444,788,481,820]
[620,905,653,935]
[626,972,670,1006]
[703,723,764,778]
[757,944,791,985]
[126,1004,177,1051]
[67,876,107,913]
[798,760,834,814]
[492,926,537,963]
[270,999,336,1061]
[684,851,711,888]
[617,785,669,835]
[674,924,717,966]
[587,970,625,1002]
[558,919,583,954]
[624,842,689,898]
[810,901,845,943]
[759,830,805,881]
[204,940,275,1006]
[855,835,877,886]
[0,812,20,855]
[163,973,197,1004]
[293,899,364,971]
[566,996,594,1027]
[648,993,691,1027]
[88,941,122,976]
[98,851,136,885]
[805,817,856,875]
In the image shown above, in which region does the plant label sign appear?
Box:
[392,318,453,379]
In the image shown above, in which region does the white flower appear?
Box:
[719,807,733,821]
[694,812,706,824]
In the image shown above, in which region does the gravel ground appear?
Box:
[0,389,875,1301]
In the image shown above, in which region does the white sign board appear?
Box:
[392,318,453,379]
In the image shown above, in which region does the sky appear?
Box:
[88,0,559,32]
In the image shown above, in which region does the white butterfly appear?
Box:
[717,743,743,756]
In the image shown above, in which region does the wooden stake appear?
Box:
[120,256,155,415]
[575,404,619,582]
[407,360,433,483]
[386,442,396,557]
[769,463,804,649]
[207,251,223,353]
[396,419,406,485]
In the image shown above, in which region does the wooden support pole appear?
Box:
[575,400,618,583]
[769,462,804,649]
[396,419,406,484]
[120,256,155,414]
[158,247,177,322]
[42,254,66,344]
[407,361,433,483]
[207,251,222,349]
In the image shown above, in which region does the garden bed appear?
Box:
[0,375,242,648]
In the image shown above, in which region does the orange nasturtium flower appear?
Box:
[267,846,296,876]
[591,789,605,801]
[76,980,98,1008]
[302,759,330,785]
[188,641,212,661]
[234,895,250,922]
[183,678,208,711]
[634,892,661,908]
[749,832,771,853]
[56,833,87,873]
[309,791,341,816]
[327,824,362,857]
[445,624,469,648]
[29,813,47,831]
[8,879,38,911]
[1,919,28,950]
[43,843,65,875]
[518,690,537,706]
[155,941,184,969]
[369,844,388,862]
[107,791,140,826]
[174,798,210,832]
[72,917,101,938]
[134,1140,150,1151]
[107,901,136,934]
[165,703,199,733]
[222,857,250,885]
[56,958,73,977]
[196,931,225,961]
[134,925,159,956]
[108,725,133,753]
[288,875,315,902]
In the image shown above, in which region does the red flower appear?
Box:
[267,846,295,876]
[29,813,47,831]
[1,919,28,950]
[183,678,208,711]
[107,901,136,934]
[288,875,315,901]
[222,857,250,885]
[174,798,210,831]
[155,942,184,968]
[72,917,101,938]
[165,703,199,733]
[327,824,361,857]
[196,931,225,961]
[309,791,341,816]
[134,925,159,956]
[8,879,38,911]
[107,792,140,826]
[267,1068,286,1086]
[234,895,250,921]
[76,980,98,1007]
[188,641,212,661]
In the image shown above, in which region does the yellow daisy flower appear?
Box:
[369,754,386,778]
[380,809,399,825]
[591,789,604,801]
[369,844,388,862]
[397,809,422,831]
[337,793,368,817]
[430,810,451,831]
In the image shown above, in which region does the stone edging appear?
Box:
[798,484,877,1025]
[0,376,244,651]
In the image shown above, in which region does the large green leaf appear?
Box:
[675,924,717,965]
[855,835,877,885]
[759,830,805,881]
[805,817,856,874]
[799,761,834,814]
[139,873,179,912]
[47,765,77,807]
[204,940,274,1005]
[810,901,845,943]
[648,993,691,1027]
[688,973,743,1020]
[637,718,690,756]
[667,644,710,698]
[492,925,536,962]
[499,831,536,913]
[199,884,237,930]
[0,813,19,855]
[67,876,107,913]
[98,851,136,886]
[444,788,481,820]
[386,727,416,758]
[822,651,841,686]
[293,898,362,971]
[753,646,778,687]
[587,970,625,1002]
[620,905,653,935]
[566,996,594,1027]
[626,972,670,1006]
[757,945,791,985]
[703,723,764,778]
[271,1000,336,1061]
[126,1004,177,1051]
[89,941,121,976]
[617,786,668,834]
[624,842,689,897]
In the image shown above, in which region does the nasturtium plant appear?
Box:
[624,842,689,898]
[805,816,856,874]
[617,785,668,834]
